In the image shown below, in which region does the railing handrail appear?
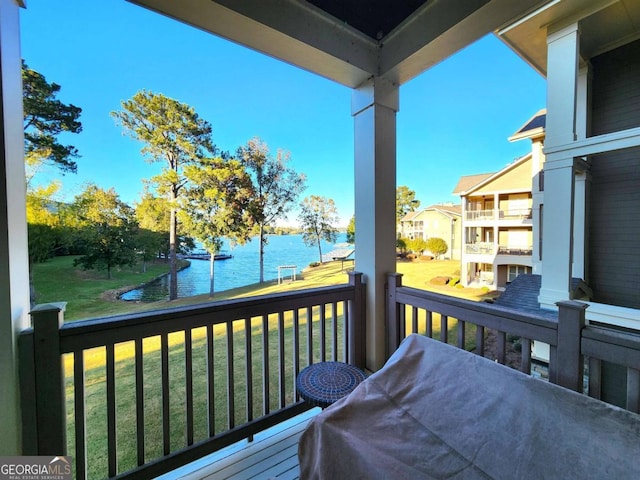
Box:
[387,273,640,413]
[395,284,559,345]
[499,207,532,217]
[49,283,358,352]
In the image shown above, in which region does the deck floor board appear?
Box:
[167,408,319,480]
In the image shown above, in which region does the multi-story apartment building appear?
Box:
[454,110,545,289]
[399,204,462,260]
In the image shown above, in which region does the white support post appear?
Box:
[539,23,581,309]
[0,0,30,454]
[460,199,468,285]
[573,171,587,280]
[531,138,544,275]
[352,76,399,371]
[545,24,580,147]
[572,64,591,283]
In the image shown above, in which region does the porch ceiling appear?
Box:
[498,0,640,76]
[127,0,549,88]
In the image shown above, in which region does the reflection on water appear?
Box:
[121,233,347,301]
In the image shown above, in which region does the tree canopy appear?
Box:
[298,195,339,263]
[71,185,138,279]
[396,185,421,224]
[237,137,306,282]
[22,60,82,180]
[179,157,255,296]
[346,214,355,244]
[112,90,216,299]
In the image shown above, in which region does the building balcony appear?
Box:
[19,271,640,479]
[465,208,532,225]
[464,242,496,255]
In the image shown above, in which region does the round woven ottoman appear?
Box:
[296,361,366,408]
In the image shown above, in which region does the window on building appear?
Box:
[508,265,532,283]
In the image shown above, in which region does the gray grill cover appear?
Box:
[299,334,640,479]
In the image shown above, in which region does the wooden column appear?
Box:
[352,76,399,371]
[0,0,31,455]
[386,273,403,359]
[539,23,580,309]
[31,303,67,455]
[553,300,587,392]
[348,271,366,369]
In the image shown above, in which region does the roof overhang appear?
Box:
[127,0,549,88]
[457,152,533,196]
[497,0,640,77]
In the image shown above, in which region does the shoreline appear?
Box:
[103,260,192,302]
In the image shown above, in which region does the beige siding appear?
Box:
[473,157,533,194]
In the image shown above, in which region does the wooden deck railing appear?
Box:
[386,273,640,412]
[19,272,365,479]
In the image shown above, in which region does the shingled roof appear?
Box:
[452,173,494,195]
[492,274,591,319]
[509,109,546,142]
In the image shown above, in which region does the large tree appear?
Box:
[22,60,82,182]
[71,185,138,279]
[396,185,421,224]
[112,90,216,300]
[298,195,339,264]
[237,137,306,283]
[179,157,254,296]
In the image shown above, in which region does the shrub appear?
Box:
[396,237,408,253]
[425,237,448,259]
[406,237,429,255]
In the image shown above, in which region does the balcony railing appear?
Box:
[499,208,532,220]
[20,270,640,478]
[386,273,640,411]
[465,209,494,221]
[464,242,495,255]
[19,273,365,480]
[466,208,532,221]
[497,245,533,256]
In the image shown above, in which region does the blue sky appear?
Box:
[20,0,546,226]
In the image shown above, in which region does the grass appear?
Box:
[32,256,190,320]
[32,255,492,478]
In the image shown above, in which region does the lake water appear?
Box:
[121,233,348,301]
